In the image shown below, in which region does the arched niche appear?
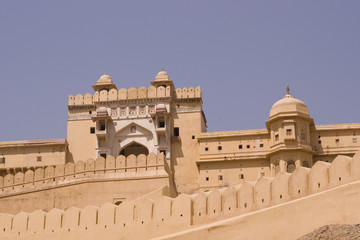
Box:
[287,160,296,173]
[119,142,149,157]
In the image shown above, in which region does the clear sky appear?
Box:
[0,1,359,141]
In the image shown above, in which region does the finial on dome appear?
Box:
[286,84,290,95]
[161,67,165,71]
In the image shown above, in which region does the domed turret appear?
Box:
[155,69,170,81]
[92,73,117,91]
[151,68,174,89]
[269,85,309,120]
[97,73,113,84]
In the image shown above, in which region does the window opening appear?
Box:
[174,127,179,137]
[218,175,223,180]
[99,121,106,131]
[239,145,242,149]
[260,144,264,148]
[0,157,5,164]
[286,129,292,135]
[158,118,165,128]
[90,127,95,134]
[239,174,244,179]
[205,147,208,151]
[275,134,279,141]
[130,126,136,133]
[37,156,42,162]
[192,135,195,139]
[160,150,166,156]
[335,139,339,144]
[247,145,250,149]
[100,153,107,159]
[218,146,222,150]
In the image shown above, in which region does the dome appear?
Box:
[97,73,113,84]
[96,107,108,116]
[269,87,309,119]
[155,69,170,81]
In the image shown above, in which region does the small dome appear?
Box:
[269,92,309,119]
[97,73,113,84]
[155,69,170,81]
[96,107,108,116]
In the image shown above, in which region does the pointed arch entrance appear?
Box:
[119,142,149,157]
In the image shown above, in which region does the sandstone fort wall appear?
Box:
[0,152,358,239]
[68,86,202,105]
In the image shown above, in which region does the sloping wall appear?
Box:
[0,152,359,239]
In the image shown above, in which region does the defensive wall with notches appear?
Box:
[0,152,358,240]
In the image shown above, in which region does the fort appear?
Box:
[0,70,359,239]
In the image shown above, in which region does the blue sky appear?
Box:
[0,1,359,141]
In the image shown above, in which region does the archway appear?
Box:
[119,142,149,157]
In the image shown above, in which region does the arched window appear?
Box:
[302,161,309,168]
[119,142,149,157]
[287,160,296,173]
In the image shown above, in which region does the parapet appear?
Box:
[0,152,360,239]
[68,86,201,106]
[0,153,166,194]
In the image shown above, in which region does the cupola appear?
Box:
[92,73,117,91]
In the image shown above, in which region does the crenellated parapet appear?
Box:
[0,152,359,239]
[0,153,166,194]
[0,152,358,238]
[68,86,202,106]
[0,194,191,239]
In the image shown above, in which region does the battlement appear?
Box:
[0,152,359,239]
[68,86,201,106]
[0,153,166,195]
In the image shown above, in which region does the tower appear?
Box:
[266,85,315,176]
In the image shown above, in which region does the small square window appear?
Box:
[260,144,264,148]
[318,140,322,144]
[90,127,95,134]
[218,175,223,180]
[89,111,92,114]
[238,145,243,149]
[275,134,279,141]
[205,147,209,151]
[335,139,339,144]
[206,177,209,181]
[37,156,42,162]
[0,157,5,164]
[286,129,292,136]
[239,174,244,179]
[192,135,195,140]
[218,146,222,150]
[247,145,250,149]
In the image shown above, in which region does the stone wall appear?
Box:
[68,86,201,105]
[0,152,358,239]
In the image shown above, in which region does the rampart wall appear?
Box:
[0,152,358,239]
[68,86,201,105]
[0,153,169,214]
